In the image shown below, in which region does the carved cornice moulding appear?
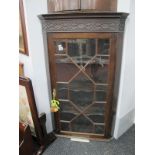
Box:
[39,12,128,32]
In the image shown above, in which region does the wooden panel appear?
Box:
[110,0,118,11]
[47,0,117,12]
[63,0,80,11]
[83,0,117,11]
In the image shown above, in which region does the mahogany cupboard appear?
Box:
[39,12,128,140]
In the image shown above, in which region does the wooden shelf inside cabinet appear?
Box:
[55,56,110,64]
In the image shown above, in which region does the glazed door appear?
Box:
[48,33,116,139]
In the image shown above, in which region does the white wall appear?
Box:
[19,0,53,133]
[19,0,135,137]
[113,0,135,138]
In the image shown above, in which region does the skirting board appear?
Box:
[112,108,135,139]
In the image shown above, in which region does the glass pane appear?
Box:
[98,39,110,55]
[69,72,94,90]
[88,115,104,123]
[60,112,76,121]
[96,91,107,101]
[85,63,109,84]
[60,100,79,114]
[95,85,107,101]
[57,83,68,99]
[61,122,70,131]
[95,125,104,134]
[85,103,105,115]
[69,72,94,110]
[85,103,105,123]
[55,56,79,82]
[55,55,72,63]
[68,39,96,66]
[71,115,93,133]
[70,90,94,110]
[55,41,66,54]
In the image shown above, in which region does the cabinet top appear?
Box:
[39,11,129,33]
[38,11,129,20]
